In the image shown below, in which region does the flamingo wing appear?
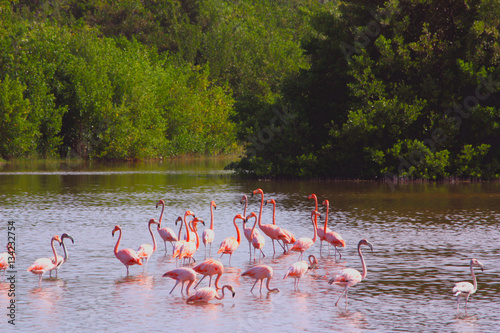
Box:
[27,258,56,274]
[202,229,214,246]
[217,237,239,254]
[332,268,362,286]
[453,282,474,296]
[116,249,142,266]
[283,261,308,279]
[326,231,346,247]
[290,238,314,252]
[159,227,178,242]
[187,287,216,303]
[137,244,154,259]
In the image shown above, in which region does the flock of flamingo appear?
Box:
[14,188,484,311]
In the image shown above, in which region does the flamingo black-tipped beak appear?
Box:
[328,278,334,285]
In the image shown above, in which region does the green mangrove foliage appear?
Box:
[1,0,499,179]
[231,0,500,179]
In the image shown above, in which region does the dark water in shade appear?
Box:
[0,159,499,332]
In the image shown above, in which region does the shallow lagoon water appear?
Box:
[0,160,499,332]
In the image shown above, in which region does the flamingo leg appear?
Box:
[260,279,264,293]
[335,287,349,307]
[194,275,206,289]
[456,296,460,311]
[250,279,259,293]
[126,265,130,276]
[465,294,470,312]
[260,249,265,258]
[38,274,42,287]
[320,241,323,257]
[180,281,186,295]
[170,280,180,294]
[164,241,168,253]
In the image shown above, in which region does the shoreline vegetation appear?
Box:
[1,1,499,180]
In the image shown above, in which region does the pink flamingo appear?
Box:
[111,225,143,276]
[241,265,279,293]
[186,285,236,304]
[0,243,15,279]
[193,258,224,289]
[247,212,266,260]
[322,200,346,260]
[283,255,318,290]
[156,199,178,254]
[178,217,204,264]
[453,258,485,312]
[137,219,160,272]
[289,210,320,260]
[241,196,264,259]
[308,194,325,252]
[163,267,197,295]
[251,189,288,255]
[328,239,373,308]
[266,198,296,251]
[27,235,62,286]
[172,211,196,262]
[202,201,217,258]
[217,214,243,265]
[49,233,75,278]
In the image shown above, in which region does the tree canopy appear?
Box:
[1,0,499,179]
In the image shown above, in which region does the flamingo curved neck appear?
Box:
[250,215,258,237]
[189,222,200,249]
[51,238,59,265]
[149,222,157,251]
[359,244,368,280]
[311,214,317,243]
[210,204,215,230]
[216,285,230,300]
[234,217,241,244]
[61,239,69,263]
[271,202,276,225]
[114,229,122,255]
[323,201,329,232]
[158,202,165,229]
[470,263,478,292]
[257,191,264,227]
[266,278,278,292]
[184,215,191,242]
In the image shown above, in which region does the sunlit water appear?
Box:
[0,160,499,332]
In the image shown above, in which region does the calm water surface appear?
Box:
[0,160,499,332]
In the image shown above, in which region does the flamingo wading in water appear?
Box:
[453,258,485,313]
[246,212,266,260]
[251,189,288,255]
[217,214,243,265]
[193,258,224,289]
[156,199,178,254]
[186,285,236,304]
[50,233,75,278]
[289,210,320,260]
[283,255,318,291]
[328,239,373,308]
[27,235,62,287]
[266,199,296,252]
[242,265,279,293]
[137,219,160,272]
[202,201,217,258]
[112,225,143,276]
[322,200,345,260]
[163,267,197,295]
